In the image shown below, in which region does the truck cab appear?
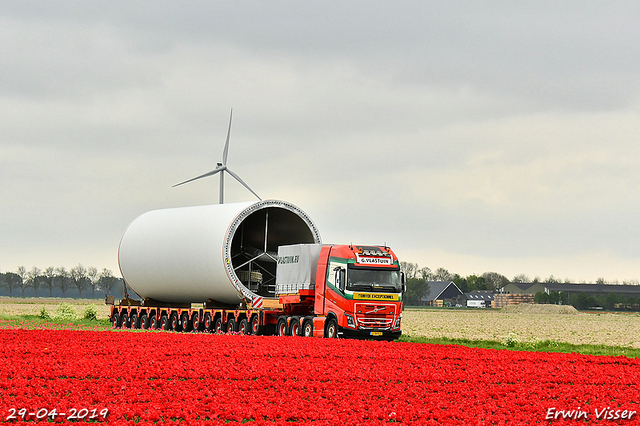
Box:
[314,245,405,340]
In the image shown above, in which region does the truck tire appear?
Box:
[120,312,130,329]
[250,315,261,336]
[150,314,158,330]
[160,314,170,331]
[192,312,201,332]
[203,313,213,332]
[170,312,181,331]
[111,312,121,328]
[325,318,338,338]
[214,317,223,333]
[180,312,191,332]
[276,316,289,336]
[139,313,149,330]
[238,318,250,335]
[290,316,301,337]
[302,317,314,337]
[227,317,237,333]
[130,312,139,329]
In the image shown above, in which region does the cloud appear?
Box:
[1,2,639,283]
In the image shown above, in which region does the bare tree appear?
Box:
[26,266,42,297]
[55,267,71,298]
[433,267,453,281]
[98,268,119,296]
[481,272,509,290]
[4,272,22,297]
[400,262,419,280]
[16,266,28,297]
[70,264,88,298]
[86,266,100,298]
[512,274,530,283]
[42,267,56,297]
[418,266,432,281]
[2,272,21,297]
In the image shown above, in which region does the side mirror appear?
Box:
[401,271,406,293]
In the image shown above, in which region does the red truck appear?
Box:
[109,243,405,340]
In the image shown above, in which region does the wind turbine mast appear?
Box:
[173,109,261,204]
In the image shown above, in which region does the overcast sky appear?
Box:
[1,1,639,283]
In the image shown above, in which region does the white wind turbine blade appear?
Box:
[226,168,262,201]
[172,167,223,187]
[222,109,232,166]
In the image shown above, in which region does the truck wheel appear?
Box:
[238,318,250,335]
[250,315,261,335]
[227,317,237,333]
[192,313,201,332]
[276,316,289,336]
[139,313,148,330]
[130,312,139,329]
[325,318,338,338]
[111,312,121,328]
[213,317,223,334]
[170,312,181,331]
[203,313,213,332]
[302,318,314,337]
[120,312,130,329]
[181,312,191,332]
[290,316,301,337]
[160,314,170,331]
[150,315,158,330]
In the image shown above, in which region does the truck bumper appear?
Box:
[339,328,402,341]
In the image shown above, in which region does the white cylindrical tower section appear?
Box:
[118,200,321,305]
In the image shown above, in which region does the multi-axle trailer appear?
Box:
[110,201,405,339]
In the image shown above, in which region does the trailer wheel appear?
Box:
[111,312,121,328]
[238,318,250,335]
[160,314,170,331]
[139,313,149,330]
[130,312,139,329]
[203,313,213,332]
[227,317,237,333]
[120,312,130,329]
[150,315,158,330]
[290,316,301,337]
[170,312,181,331]
[325,318,338,338]
[213,317,223,334]
[302,317,314,337]
[276,316,289,336]
[250,315,261,336]
[192,312,201,332]
[180,312,191,332]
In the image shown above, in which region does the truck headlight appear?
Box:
[345,314,355,328]
[394,316,401,329]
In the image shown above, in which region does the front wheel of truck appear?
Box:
[325,318,338,338]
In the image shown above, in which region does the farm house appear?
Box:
[420,281,463,307]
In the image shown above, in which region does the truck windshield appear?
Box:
[346,266,402,293]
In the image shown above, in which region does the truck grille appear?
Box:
[354,303,397,329]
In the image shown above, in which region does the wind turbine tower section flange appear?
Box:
[118,200,322,305]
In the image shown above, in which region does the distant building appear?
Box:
[420,281,463,307]
[461,290,495,308]
[497,282,640,299]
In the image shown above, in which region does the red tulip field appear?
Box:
[1,328,639,425]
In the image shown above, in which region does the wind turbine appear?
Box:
[173,109,261,204]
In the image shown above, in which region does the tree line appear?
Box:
[0,264,123,299]
[400,261,640,309]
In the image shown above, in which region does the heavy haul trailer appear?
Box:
[110,200,405,339]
